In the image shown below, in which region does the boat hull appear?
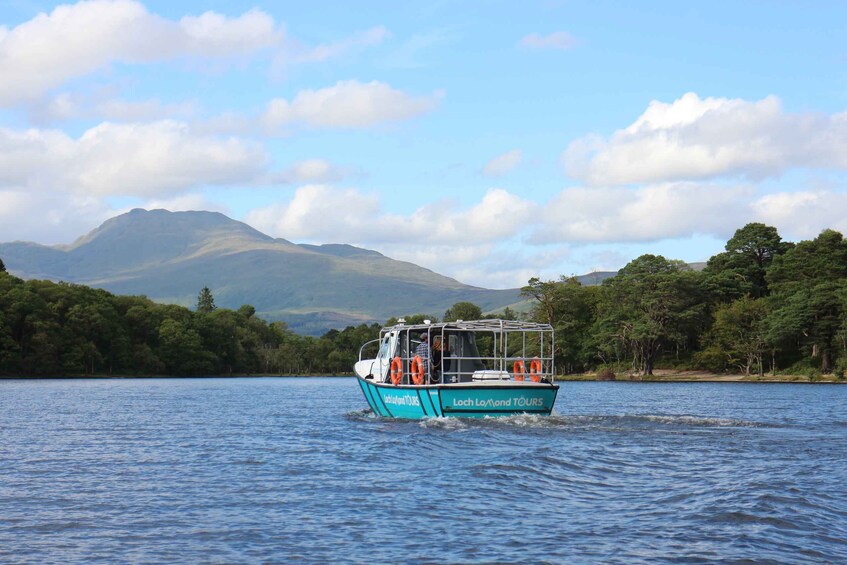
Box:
[356,376,559,419]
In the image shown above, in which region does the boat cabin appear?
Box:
[357,319,555,386]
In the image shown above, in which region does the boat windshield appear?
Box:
[377,336,392,360]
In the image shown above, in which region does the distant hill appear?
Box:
[0,209,522,334]
[0,209,710,334]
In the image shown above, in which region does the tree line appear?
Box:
[2,222,847,378]
[0,266,381,376]
[520,223,847,378]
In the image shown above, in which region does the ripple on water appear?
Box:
[1,378,846,564]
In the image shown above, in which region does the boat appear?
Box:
[354,319,559,418]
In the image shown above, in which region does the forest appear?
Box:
[520,223,847,379]
[0,265,382,377]
[1,222,847,378]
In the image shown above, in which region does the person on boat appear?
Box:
[431,335,444,384]
[415,333,432,383]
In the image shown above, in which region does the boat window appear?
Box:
[377,337,391,360]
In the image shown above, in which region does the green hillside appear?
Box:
[0,209,520,334]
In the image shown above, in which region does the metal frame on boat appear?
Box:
[354,319,559,418]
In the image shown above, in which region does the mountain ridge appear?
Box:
[0,209,706,334]
[0,209,518,334]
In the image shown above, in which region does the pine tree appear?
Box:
[196,286,217,313]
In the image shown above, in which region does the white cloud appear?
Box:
[272,159,357,184]
[0,188,112,244]
[262,80,442,130]
[245,185,383,241]
[530,182,754,244]
[179,8,280,57]
[0,120,267,196]
[563,92,847,186]
[71,121,267,195]
[482,149,522,177]
[753,190,847,239]
[0,0,282,106]
[520,31,578,50]
[244,186,540,289]
[245,186,535,246]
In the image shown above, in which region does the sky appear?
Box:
[1,0,846,289]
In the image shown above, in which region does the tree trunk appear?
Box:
[644,343,655,375]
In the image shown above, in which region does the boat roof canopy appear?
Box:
[382,318,553,333]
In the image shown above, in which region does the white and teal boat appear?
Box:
[354,319,559,418]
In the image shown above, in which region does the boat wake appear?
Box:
[344,408,377,421]
[415,412,772,431]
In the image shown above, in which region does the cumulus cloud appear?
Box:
[244,186,540,288]
[753,190,847,240]
[0,120,267,196]
[245,186,535,246]
[262,80,442,130]
[563,92,847,186]
[482,149,522,177]
[272,159,357,184]
[519,31,578,50]
[245,185,383,241]
[191,179,847,288]
[0,0,282,106]
[179,8,279,57]
[530,182,755,244]
[0,188,113,244]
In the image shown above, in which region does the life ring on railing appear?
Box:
[529,358,543,382]
[390,356,403,385]
[410,355,425,385]
[513,359,526,382]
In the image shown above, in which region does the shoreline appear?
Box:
[0,374,349,380]
[555,369,846,384]
[2,370,845,383]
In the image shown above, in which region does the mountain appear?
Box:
[0,209,522,334]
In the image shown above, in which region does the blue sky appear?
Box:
[1,0,846,288]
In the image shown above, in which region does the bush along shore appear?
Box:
[2,222,847,380]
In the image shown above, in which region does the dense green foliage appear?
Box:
[0,274,380,376]
[3,222,847,377]
[520,224,847,377]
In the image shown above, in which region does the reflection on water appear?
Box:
[1,378,846,563]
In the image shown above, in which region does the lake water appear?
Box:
[1,378,846,564]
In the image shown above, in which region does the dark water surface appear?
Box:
[1,378,846,564]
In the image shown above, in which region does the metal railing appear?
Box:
[362,319,555,385]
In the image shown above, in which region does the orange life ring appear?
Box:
[410,355,425,385]
[390,356,403,385]
[529,358,543,382]
[513,359,526,382]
